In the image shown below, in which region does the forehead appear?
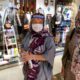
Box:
[31,18,44,23]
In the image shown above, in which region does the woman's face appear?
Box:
[31,18,44,32]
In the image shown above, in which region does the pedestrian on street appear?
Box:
[20,13,56,80]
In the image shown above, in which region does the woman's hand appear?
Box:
[34,54,46,61]
[21,52,34,63]
[20,50,46,63]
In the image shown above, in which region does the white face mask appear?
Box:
[32,24,43,32]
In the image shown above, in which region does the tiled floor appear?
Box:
[0,65,24,80]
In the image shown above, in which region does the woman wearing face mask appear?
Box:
[20,13,56,80]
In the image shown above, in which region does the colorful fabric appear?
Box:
[27,30,51,80]
[71,29,80,80]
[71,13,80,79]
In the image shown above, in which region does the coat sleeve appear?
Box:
[43,37,56,67]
